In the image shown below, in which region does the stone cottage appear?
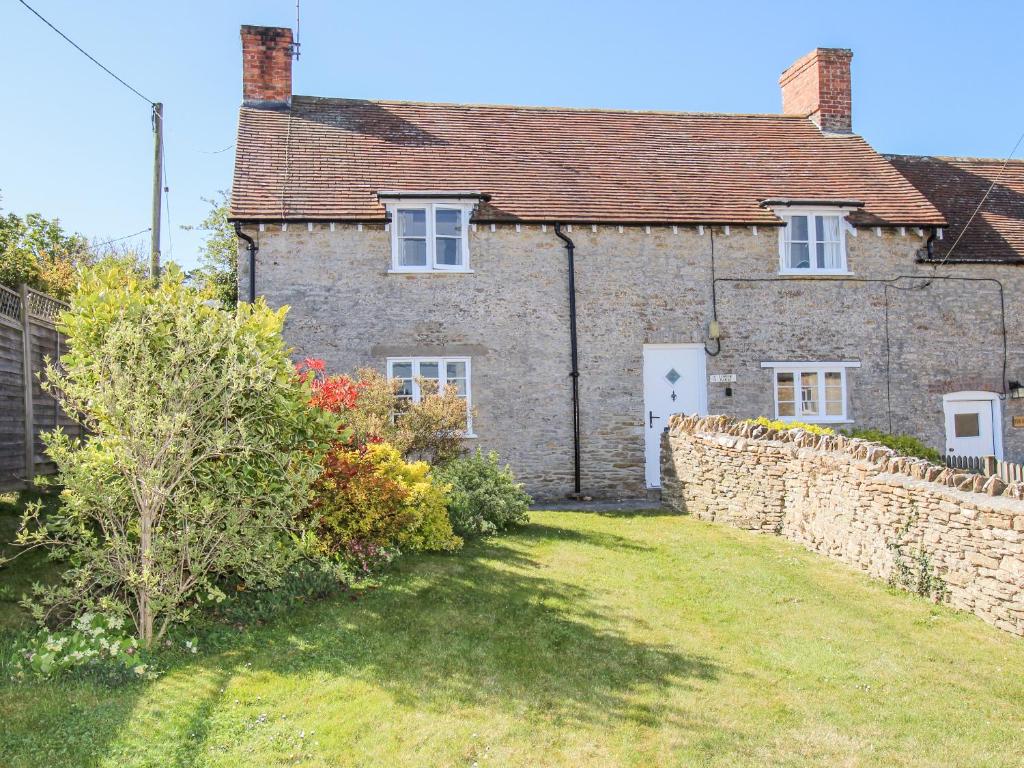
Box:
[230,25,1024,500]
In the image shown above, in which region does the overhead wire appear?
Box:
[16,0,154,105]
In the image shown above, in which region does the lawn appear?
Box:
[1,503,1022,767]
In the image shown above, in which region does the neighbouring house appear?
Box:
[230,25,1024,500]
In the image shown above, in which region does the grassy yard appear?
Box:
[1,504,1022,767]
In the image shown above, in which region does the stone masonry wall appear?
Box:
[239,221,1024,500]
[661,413,1024,636]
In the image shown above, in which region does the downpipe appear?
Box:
[554,223,583,499]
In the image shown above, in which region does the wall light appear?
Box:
[1009,380,1024,399]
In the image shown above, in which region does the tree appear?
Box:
[14,264,338,645]
[0,204,89,300]
[184,192,237,307]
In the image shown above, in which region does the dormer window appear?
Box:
[779,211,847,274]
[381,193,483,273]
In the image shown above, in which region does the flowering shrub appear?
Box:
[302,441,461,564]
[12,612,156,681]
[296,360,468,463]
[434,451,532,537]
[746,416,835,436]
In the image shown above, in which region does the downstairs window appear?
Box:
[761,362,860,423]
[386,357,473,434]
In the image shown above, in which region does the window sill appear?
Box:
[387,269,474,275]
[777,270,854,277]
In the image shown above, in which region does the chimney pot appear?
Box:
[779,48,853,133]
[240,25,293,109]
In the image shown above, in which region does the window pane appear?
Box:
[789,215,808,241]
[776,372,794,400]
[447,361,467,397]
[954,412,980,438]
[435,209,462,237]
[400,238,427,266]
[778,401,796,417]
[419,361,439,379]
[391,362,413,398]
[788,241,810,269]
[824,371,843,415]
[397,209,426,238]
[800,371,819,416]
[436,236,462,266]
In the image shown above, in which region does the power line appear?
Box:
[16,0,154,106]
[90,228,151,249]
[938,129,1024,265]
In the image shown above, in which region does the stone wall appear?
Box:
[661,413,1024,636]
[239,220,1024,500]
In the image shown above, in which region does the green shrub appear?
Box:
[10,611,157,682]
[301,441,461,562]
[434,451,532,537]
[14,265,338,646]
[746,416,836,436]
[842,428,942,463]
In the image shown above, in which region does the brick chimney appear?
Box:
[779,48,853,133]
[241,25,293,109]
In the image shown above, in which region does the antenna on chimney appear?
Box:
[292,0,301,60]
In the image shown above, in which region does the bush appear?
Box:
[297,361,469,464]
[746,416,836,436]
[842,428,942,463]
[14,265,338,646]
[301,442,461,564]
[434,451,531,537]
[10,612,157,682]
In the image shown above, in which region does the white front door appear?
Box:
[943,395,997,458]
[642,344,707,488]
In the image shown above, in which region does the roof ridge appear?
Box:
[288,94,812,121]
[887,153,1024,165]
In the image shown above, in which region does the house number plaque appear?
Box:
[1013,416,1024,429]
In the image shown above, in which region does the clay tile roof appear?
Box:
[886,155,1024,264]
[231,96,945,227]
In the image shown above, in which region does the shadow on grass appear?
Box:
[232,536,720,732]
[513,521,656,552]
[3,523,723,763]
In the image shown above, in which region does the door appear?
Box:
[643,345,707,488]
[943,396,996,458]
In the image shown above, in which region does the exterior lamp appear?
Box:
[1010,380,1024,399]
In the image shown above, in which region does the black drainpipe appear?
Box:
[234,222,258,303]
[553,223,582,498]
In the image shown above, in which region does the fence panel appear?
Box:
[945,453,1024,483]
[0,284,81,490]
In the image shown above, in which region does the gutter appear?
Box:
[553,223,583,499]
[234,223,258,303]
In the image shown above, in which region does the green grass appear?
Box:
[1,508,1022,767]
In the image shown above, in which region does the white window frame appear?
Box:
[385,199,475,273]
[761,361,861,424]
[386,356,475,436]
[774,207,853,275]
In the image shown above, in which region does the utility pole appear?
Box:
[150,102,163,280]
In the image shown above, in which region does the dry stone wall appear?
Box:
[661,414,1024,637]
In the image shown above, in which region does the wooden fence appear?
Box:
[945,453,1024,483]
[0,283,81,490]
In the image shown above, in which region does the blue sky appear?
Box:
[2,0,1022,270]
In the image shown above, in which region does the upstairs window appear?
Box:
[388,202,472,272]
[779,212,848,274]
[762,361,860,423]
